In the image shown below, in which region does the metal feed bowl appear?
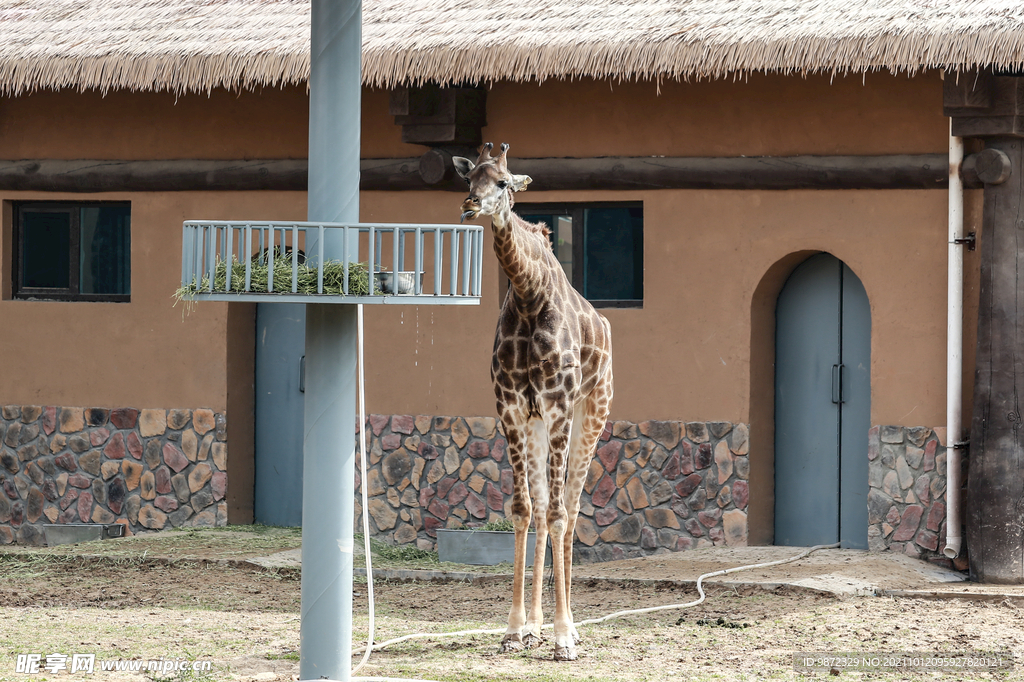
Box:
[376,271,424,294]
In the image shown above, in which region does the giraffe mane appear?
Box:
[510,210,552,239]
[505,186,551,240]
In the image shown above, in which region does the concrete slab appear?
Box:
[244,544,995,599]
[571,546,967,595]
[247,548,302,570]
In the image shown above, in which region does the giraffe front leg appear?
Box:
[522,517,548,649]
[499,508,531,654]
[498,414,532,654]
[522,417,549,649]
[548,502,577,661]
[499,501,531,653]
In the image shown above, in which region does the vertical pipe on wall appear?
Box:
[944,123,964,560]
[300,0,361,680]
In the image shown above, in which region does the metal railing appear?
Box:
[180,220,484,304]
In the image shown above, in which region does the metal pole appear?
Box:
[301,0,361,680]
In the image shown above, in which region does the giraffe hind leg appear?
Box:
[563,381,611,649]
[540,402,577,662]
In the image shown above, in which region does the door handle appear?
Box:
[831,364,844,404]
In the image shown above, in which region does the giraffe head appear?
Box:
[454,143,532,222]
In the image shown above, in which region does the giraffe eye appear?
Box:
[496,180,508,190]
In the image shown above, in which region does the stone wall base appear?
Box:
[357,415,955,566]
[0,405,228,544]
[356,415,750,562]
[868,425,953,567]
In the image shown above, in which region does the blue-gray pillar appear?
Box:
[300,0,361,680]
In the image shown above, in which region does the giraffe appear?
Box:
[454,143,613,661]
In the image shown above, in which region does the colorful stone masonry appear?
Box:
[355,415,751,562]
[0,406,228,545]
[867,425,954,567]
[357,416,952,564]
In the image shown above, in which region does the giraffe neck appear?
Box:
[491,205,552,306]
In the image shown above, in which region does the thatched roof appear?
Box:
[2,0,1024,94]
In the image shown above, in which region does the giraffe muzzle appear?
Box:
[460,198,480,223]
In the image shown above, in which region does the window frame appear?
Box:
[514,201,643,309]
[12,201,131,303]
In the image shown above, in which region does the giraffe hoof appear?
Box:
[499,634,526,653]
[522,632,545,649]
[553,645,578,661]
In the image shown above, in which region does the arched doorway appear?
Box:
[774,253,870,549]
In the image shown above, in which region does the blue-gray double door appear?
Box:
[774,253,870,549]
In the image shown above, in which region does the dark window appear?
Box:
[13,202,131,301]
[516,203,643,307]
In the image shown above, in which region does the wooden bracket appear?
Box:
[944,69,1024,138]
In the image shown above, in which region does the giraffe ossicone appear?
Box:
[454,143,614,662]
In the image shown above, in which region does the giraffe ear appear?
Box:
[452,156,475,183]
[510,174,532,192]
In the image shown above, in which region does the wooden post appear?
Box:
[946,72,1024,583]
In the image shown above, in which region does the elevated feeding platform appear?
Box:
[180,220,483,305]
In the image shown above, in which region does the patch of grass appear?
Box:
[1,525,303,567]
[265,651,300,661]
[367,536,438,563]
[355,534,520,574]
[198,523,296,534]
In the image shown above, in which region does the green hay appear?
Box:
[478,518,515,532]
[174,254,381,309]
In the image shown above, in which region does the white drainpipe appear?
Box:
[943,121,964,559]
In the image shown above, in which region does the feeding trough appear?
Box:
[436,528,551,566]
[179,221,483,305]
[43,523,124,547]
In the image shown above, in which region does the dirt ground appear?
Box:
[2,541,1024,682]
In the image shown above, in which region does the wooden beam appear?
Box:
[361,154,952,191]
[506,155,948,191]
[0,155,949,193]
[0,159,308,192]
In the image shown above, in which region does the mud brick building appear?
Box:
[2,0,1024,581]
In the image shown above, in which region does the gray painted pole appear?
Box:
[301,0,361,680]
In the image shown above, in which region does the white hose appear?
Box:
[352,304,377,677]
[344,303,837,681]
[351,542,840,656]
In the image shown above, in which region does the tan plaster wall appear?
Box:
[0,73,944,161]
[482,72,945,157]
[0,191,304,410]
[0,73,972,519]
[360,188,955,429]
[0,86,404,161]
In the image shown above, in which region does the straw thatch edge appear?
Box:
[1,21,1024,95]
[0,53,311,96]
[361,30,1024,89]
